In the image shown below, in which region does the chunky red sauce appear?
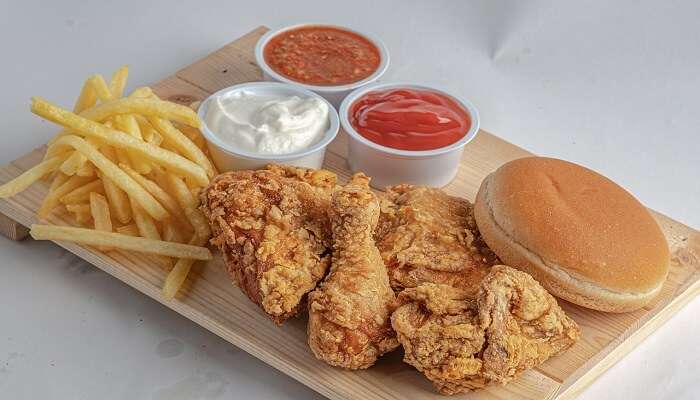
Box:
[350,88,471,151]
[264,26,381,86]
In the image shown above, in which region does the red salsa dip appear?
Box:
[349,88,472,151]
[264,25,381,86]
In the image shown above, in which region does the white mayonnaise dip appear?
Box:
[204,91,329,155]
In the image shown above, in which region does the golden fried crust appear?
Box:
[376,184,499,296]
[391,266,580,395]
[308,174,399,369]
[200,165,337,324]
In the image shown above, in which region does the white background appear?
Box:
[1,1,698,399]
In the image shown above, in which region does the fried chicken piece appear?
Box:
[308,173,399,369]
[200,165,337,324]
[391,265,580,395]
[376,185,499,295]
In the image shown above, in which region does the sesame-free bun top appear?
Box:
[474,157,670,312]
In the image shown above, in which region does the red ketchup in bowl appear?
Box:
[349,88,471,151]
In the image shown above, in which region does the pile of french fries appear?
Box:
[0,66,218,299]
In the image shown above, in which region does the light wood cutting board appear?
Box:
[0,26,698,400]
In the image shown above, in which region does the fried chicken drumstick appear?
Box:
[200,165,337,324]
[391,265,580,395]
[376,185,499,295]
[308,173,399,369]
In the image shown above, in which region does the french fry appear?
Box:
[65,203,91,214]
[29,224,212,260]
[38,175,94,218]
[46,135,168,220]
[162,234,209,299]
[59,136,103,175]
[60,180,105,204]
[177,124,207,151]
[90,192,113,251]
[130,198,171,268]
[75,161,95,177]
[162,220,185,243]
[7,69,218,300]
[33,98,209,186]
[89,192,112,232]
[0,155,67,198]
[162,258,196,299]
[116,223,139,236]
[46,96,200,146]
[49,172,70,194]
[114,147,132,166]
[100,146,132,224]
[114,114,151,174]
[129,87,153,99]
[120,164,190,230]
[89,74,113,102]
[135,116,162,145]
[59,152,87,176]
[73,77,98,114]
[72,209,93,226]
[147,130,163,147]
[52,97,200,128]
[165,173,210,240]
[109,65,129,98]
[149,117,215,178]
[130,199,161,240]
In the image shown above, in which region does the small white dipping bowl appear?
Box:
[255,24,390,108]
[198,82,339,172]
[339,82,480,189]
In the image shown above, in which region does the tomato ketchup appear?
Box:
[349,88,471,151]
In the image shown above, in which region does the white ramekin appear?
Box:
[197,82,339,172]
[339,82,480,189]
[255,24,390,108]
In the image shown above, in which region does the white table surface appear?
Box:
[1,1,698,399]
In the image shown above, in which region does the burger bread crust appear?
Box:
[474,157,669,312]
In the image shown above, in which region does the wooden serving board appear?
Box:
[1,26,699,400]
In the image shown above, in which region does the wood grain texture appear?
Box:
[0,213,28,240]
[1,26,698,400]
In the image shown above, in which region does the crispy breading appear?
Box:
[200,165,337,324]
[391,265,580,395]
[308,173,399,369]
[376,184,499,295]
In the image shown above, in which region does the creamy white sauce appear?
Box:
[204,91,329,155]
